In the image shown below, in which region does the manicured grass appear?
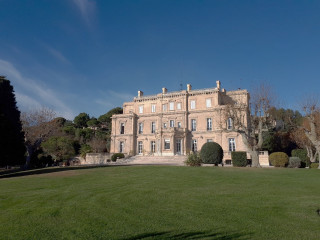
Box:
[0,166,319,239]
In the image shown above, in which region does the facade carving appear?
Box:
[110,81,250,163]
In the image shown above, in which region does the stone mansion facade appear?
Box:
[110,81,250,163]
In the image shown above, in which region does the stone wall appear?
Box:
[81,153,112,165]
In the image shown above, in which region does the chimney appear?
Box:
[138,90,143,97]
[162,87,167,94]
[187,84,192,91]
[216,80,221,91]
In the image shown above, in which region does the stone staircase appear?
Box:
[124,155,187,166]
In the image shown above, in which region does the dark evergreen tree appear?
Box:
[0,76,26,167]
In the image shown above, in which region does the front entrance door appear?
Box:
[176,139,182,155]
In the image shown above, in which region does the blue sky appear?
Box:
[1,0,320,120]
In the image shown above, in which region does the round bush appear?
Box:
[184,152,202,167]
[288,157,301,168]
[111,153,125,162]
[231,151,247,167]
[269,152,289,167]
[200,142,223,165]
[291,149,310,167]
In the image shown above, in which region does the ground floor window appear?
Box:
[228,138,236,151]
[191,139,197,152]
[151,141,156,153]
[164,139,170,150]
[207,139,213,143]
[119,141,124,153]
[138,141,143,154]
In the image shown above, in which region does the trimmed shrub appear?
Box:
[269,152,289,167]
[310,163,319,169]
[288,157,301,168]
[231,151,247,167]
[184,152,202,167]
[111,153,125,162]
[200,142,223,165]
[291,149,310,167]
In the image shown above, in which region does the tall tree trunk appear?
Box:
[251,150,260,167]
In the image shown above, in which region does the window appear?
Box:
[164,139,170,150]
[169,102,174,110]
[177,102,181,110]
[229,138,236,152]
[207,118,212,131]
[151,122,156,133]
[138,123,143,134]
[206,98,212,108]
[191,139,197,152]
[191,119,196,131]
[170,120,174,128]
[190,100,196,109]
[177,122,181,128]
[119,141,124,153]
[139,105,143,114]
[120,123,125,134]
[163,123,167,129]
[151,104,156,113]
[162,104,167,112]
[207,139,213,143]
[227,117,233,130]
[151,141,156,153]
[138,141,143,154]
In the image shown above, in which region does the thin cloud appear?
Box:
[95,90,134,108]
[71,0,96,26]
[46,46,71,65]
[0,59,75,119]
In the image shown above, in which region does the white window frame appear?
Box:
[151,122,156,133]
[138,141,143,154]
[227,117,233,130]
[206,98,212,108]
[169,102,174,111]
[138,123,143,134]
[207,139,213,143]
[151,104,156,113]
[177,122,181,128]
[120,123,125,134]
[163,123,167,129]
[139,105,144,114]
[207,118,212,131]
[191,139,197,152]
[229,138,236,152]
[151,141,156,153]
[162,104,167,112]
[119,141,124,153]
[170,120,174,128]
[191,119,196,131]
[190,100,196,109]
[177,102,181,110]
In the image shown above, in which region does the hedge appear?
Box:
[288,157,301,168]
[200,142,223,165]
[231,151,247,167]
[111,153,125,162]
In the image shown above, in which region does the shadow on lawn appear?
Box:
[119,230,252,240]
[0,165,125,179]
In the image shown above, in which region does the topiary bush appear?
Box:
[310,163,319,169]
[111,153,125,162]
[231,151,247,167]
[200,142,223,165]
[288,157,301,168]
[184,152,202,167]
[291,149,310,167]
[269,152,289,167]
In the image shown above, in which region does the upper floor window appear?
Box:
[191,119,196,131]
[207,118,212,131]
[170,120,174,128]
[227,117,233,130]
[177,102,181,110]
[139,105,143,114]
[162,104,167,112]
[228,138,236,151]
[206,98,212,108]
[120,123,125,134]
[163,123,167,129]
[151,122,156,133]
[151,104,156,113]
[169,102,174,111]
[177,122,181,128]
[138,123,143,134]
[190,100,196,109]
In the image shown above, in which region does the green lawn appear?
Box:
[0,166,319,240]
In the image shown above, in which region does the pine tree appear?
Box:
[0,76,26,167]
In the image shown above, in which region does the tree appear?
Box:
[87,117,99,128]
[301,98,320,169]
[0,76,26,167]
[73,112,90,128]
[41,136,76,162]
[98,107,123,130]
[224,84,274,167]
